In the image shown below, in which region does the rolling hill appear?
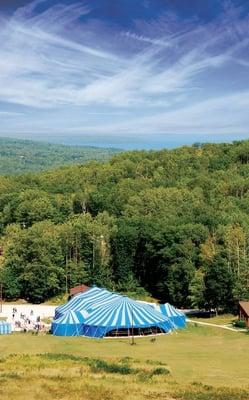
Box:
[0,137,121,174]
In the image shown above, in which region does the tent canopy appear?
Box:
[82,296,174,338]
[144,302,186,328]
[55,286,121,318]
[0,321,12,335]
[53,286,186,338]
[52,310,88,336]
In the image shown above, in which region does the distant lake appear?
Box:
[2,133,249,150]
[42,133,249,150]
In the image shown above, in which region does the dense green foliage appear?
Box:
[1,139,249,307]
[0,137,120,174]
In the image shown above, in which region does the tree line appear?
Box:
[1,140,249,308]
[0,137,119,175]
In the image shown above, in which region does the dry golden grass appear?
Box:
[0,324,249,400]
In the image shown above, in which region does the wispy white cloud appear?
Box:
[0,0,249,139]
[0,1,123,108]
[123,31,175,48]
[65,89,249,136]
[0,111,25,116]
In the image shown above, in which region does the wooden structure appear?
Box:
[238,301,249,327]
[69,284,89,297]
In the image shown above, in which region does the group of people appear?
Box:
[11,308,47,333]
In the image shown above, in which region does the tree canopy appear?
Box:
[0,137,120,175]
[1,139,249,307]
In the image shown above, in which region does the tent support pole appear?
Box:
[131,306,135,345]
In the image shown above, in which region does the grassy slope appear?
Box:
[190,314,235,325]
[0,325,249,400]
[0,137,121,174]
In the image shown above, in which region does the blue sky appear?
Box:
[0,0,249,148]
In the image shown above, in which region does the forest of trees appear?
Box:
[0,137,120,174]
[1,139,249,309]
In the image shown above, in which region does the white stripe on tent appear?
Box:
[84,296,174,328]
[56,287,121,316]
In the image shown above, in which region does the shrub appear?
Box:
[232,320,246,328]
[146,359,167,366]
[152,367,170,376]
[40,353,89,363]
[90,359,134,375]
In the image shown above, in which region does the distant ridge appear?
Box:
[0,137,122,175]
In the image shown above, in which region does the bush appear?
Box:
[90,359,135,375]
[152,367,170,376]
[40,353,91,363]
[232,320,246,328]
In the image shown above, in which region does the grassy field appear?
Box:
[0,324,249,400]
[190,314,236,325]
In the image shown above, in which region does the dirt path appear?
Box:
[187,319,246,332]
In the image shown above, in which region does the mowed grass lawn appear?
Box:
[0,324,249,400]
[190,314,237,325]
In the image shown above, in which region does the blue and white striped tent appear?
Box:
[142,302,186,328]
[0,321,12,335]
[52,310,89,336]
[55,286,121,318]
[82,296,174,338]
[158,303,186,328]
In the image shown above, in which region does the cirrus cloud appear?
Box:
[0,0,249,143]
